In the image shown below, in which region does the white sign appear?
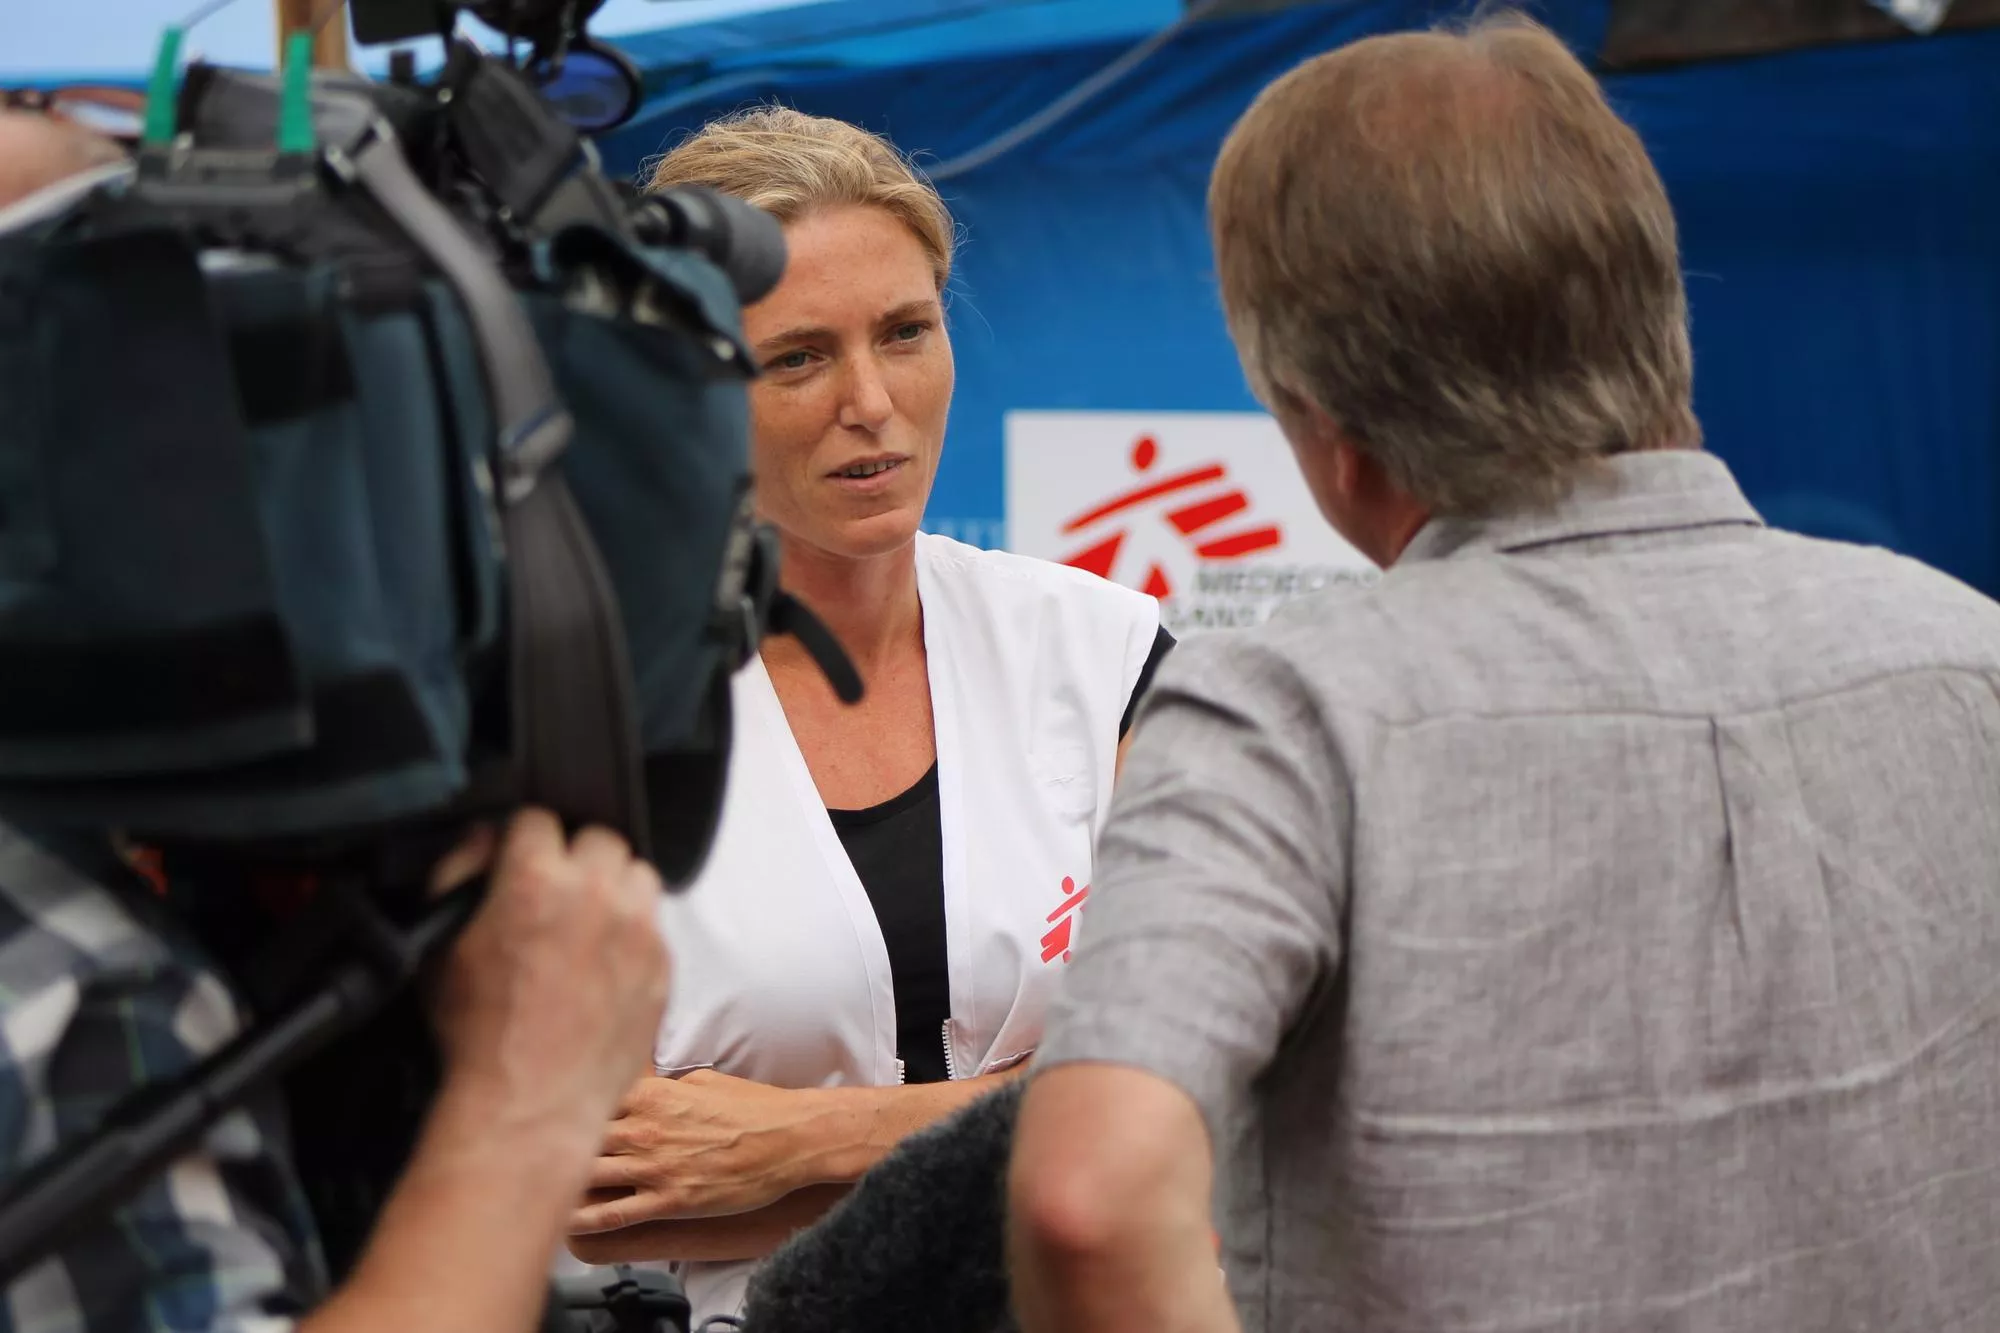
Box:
[1004,410,1377,636]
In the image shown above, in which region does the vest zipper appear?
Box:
[942,1019,958,1081]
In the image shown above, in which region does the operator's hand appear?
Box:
[429,808,670,1155]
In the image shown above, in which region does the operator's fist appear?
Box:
[431,809,669,1148]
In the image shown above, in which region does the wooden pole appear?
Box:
[273,0,352,71]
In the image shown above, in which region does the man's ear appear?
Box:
[1326,430,1368,510]
[1278,390,1362,508]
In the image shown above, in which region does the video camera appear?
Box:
[0,0,802,862]
[0,2,854,1325]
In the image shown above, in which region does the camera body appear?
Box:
[554,1266,695,1333]
[0,30,782,881]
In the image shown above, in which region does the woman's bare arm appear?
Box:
[567,1067,1027,1261]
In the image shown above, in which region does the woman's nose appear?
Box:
[837,354,896,433]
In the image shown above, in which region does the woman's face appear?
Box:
[742,203,954,562]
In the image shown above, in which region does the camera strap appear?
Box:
[339,124,649,855]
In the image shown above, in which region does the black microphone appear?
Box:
[740,1082,1026,1333]
[633,186,788,306]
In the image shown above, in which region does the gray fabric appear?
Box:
[1038,449,2000,1333]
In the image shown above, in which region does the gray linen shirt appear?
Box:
[1038,450,2000,1333]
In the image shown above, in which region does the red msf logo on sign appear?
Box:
[1042,875,1089,964]
[1059,435,1283,598]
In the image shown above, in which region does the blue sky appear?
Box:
[0,0,823,78]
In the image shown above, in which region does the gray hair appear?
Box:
[1208,12,1699,517]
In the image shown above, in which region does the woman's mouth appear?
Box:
[829,456,908,487]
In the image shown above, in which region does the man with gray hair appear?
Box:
[1008,14,2000,1333]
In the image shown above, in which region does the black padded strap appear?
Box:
[350,115,648,851]
[767,593,862,705]
[503,470,649,857]
[344,126,569,494]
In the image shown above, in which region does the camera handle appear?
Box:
[0,877,485,1287]
[549,1265,695,1333]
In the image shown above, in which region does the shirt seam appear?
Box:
[1330,662,2000,730]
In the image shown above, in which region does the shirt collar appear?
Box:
[1400,450,1763,565]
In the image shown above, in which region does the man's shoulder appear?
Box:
[1631,529,2000,694]
[1770,531,2000,626]
[1173,530,2000,724]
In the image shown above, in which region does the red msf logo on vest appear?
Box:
[1042,875,1089,964]
[1057,434,1283,598]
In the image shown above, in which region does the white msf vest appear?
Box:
[656,532,1158,1320]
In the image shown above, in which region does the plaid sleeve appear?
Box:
[0,828,325,1333]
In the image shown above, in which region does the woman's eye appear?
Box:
[770,349,815,372]
[890,322,930,344]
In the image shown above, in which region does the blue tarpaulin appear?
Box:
[20,0,1991,587]
[600,0,2000,593]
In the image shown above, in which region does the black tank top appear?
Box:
[828,625,1175,1083]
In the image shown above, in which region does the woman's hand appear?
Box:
[567,1067,1030,1262]
[569,1070,860,1233]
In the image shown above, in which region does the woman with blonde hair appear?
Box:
[563,107,1172,1322]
